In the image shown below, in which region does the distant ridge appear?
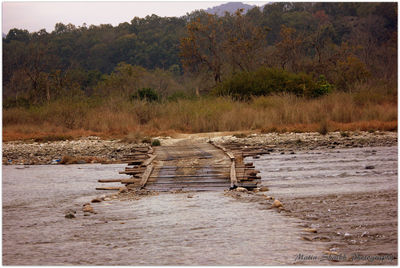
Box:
[205,2,258,16]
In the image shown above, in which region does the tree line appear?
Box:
[3,2,397,106]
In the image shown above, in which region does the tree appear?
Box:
[180,10,268,87]
[275,25,304,71]
[180,14,225,84]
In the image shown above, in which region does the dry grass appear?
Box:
[3,91,397,141]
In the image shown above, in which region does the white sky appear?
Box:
[2,1,269,34]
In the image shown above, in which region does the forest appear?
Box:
[3,2,397,141]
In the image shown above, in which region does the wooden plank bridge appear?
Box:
[97,140,268,192]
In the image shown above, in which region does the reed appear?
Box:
[3,91,397,141]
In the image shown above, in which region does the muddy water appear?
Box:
[251,146,397,198]
[250,145,398,264]
[3,164,325,265]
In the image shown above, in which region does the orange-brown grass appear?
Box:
[3,91,397,141]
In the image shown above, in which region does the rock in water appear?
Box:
[365,165,375,169]
[91,198,102,203]
[65,209,76,219]
[271,199,283,208]
[236,187,247,192]
[65,212,76,219]
[259,186,269,192]
[83,204,94,213]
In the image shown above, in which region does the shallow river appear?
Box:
[3,145,397,265]
[253,146,397,198]
[3,164,324,265]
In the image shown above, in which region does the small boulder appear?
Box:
[83,204,94,213]
[365,165,375,170]
[236,187,247,192]
[187,194,194,198]
[259,186,269,192]
[104,197,111,201]
[91,198,102,203]
[271,199,283,208]
[65,212,76,219]
[64,209,76,219]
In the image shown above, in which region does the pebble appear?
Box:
[83,204,94,213]
[235,187,247,192]
[259,186,269,192]
[301,236,312,241]
[344,232,352,238]
[65,212,76,219]
[271,199,283,208]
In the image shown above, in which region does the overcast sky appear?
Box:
[2,1,268,34]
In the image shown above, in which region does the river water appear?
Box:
[3,164,324,265]
[3,145,396,265]
[251,146,397,198]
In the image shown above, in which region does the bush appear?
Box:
[214,67,329,100]
[308,75,334,98]
[151,139,161,146]
[131,88,159,102]
[167,91,192,102]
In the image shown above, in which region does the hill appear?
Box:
[205,2,257,16]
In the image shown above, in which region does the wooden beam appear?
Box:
[142,154,157,166]
[230,160,237,188]
[98,178,124,183]
[139,164,154,188]
[95,187,121,190]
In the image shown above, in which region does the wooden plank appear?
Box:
[96,187,121,190]
[147,179,230,184]
[119,171,142,175]
[149,174,229,178]
[142,154,157,166]
[125,160,144,165]
[230,160,237,188]
[98,178,125,183]
[121,180,141,185]
[139,164,154,188]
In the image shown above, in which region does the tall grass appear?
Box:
[3,90,397,141]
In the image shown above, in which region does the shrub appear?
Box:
[214,67,327,100]
[308,75,334,98]
[131,88,159,102]
[318,120,329,135]
[167,91,192,102]
[151,139,161,146]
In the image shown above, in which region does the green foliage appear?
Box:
[151,139,161,146]
[308,75,334,98]
[167,91,193,102]
[1,2,397,108]
[214,68,330,100]
[131,88,160,102]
